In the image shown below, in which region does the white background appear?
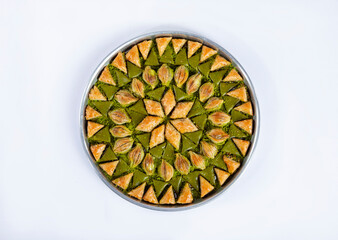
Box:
[1,0,337,239]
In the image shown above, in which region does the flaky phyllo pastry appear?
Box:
[85,36,254,206]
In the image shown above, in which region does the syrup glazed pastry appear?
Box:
[84,36,256,207]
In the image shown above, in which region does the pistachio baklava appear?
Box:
[84,36,255,206]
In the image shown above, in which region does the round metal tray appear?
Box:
[80,31,260,211]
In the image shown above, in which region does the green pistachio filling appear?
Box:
[85,37,254,205]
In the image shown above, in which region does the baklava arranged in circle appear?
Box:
[85,37,254,205]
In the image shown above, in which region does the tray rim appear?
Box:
[79,31,261,211]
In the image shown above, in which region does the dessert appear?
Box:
[84,36,255,207]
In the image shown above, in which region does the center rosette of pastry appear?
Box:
[135,84,197,155]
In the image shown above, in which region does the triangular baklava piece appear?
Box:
[99,66,116,85]
[211,55,230,71]
[156,37,172,56]
[234,102,253,115]
[85,106,102,120]
[112,173,133,190]
[138,40,152,60]
[200,176,214,197]
[112,52,127,74]
[177,183,193,204]
[223,69,243,81]
[227,87,248,102]
[143,185,158,204]
[214,168,230,185]
[89,86,106,101]
[99,160,119,176]
[159,186,175,204]
[233,138,250,156]
[90,144,106,161]
[223,156,240,174]
[172,38,186,53]
[128,182,146,200]
[87,121,104,138]
[234,119,253,134]
[126,45,141,67]
[187,41,202,58]
[200,46,217,63]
